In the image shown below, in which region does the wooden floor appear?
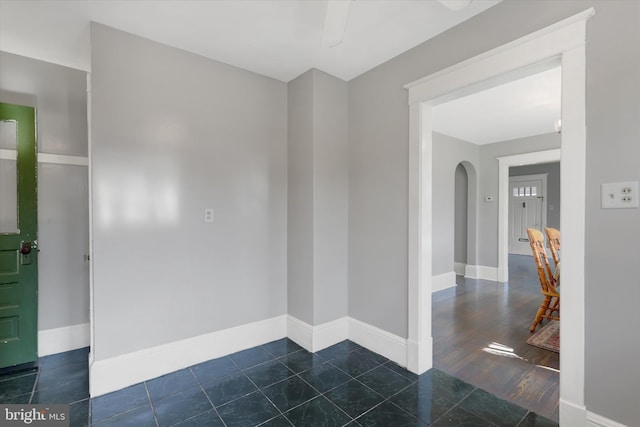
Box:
[433,254,560,422]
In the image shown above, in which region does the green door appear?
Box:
[0,102,38,368]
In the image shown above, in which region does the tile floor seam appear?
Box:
[241,365,292,425]
[87,392,93,427]
[455,386,526,427]
[430,386,502,427]
[195,376,228,427]
[90,404,150,426]
[354,402,422,422]
[27,369,40,404]
[515,410,532,426]
[143,379,161,427]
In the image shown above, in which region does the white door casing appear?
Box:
[404,8,593,427]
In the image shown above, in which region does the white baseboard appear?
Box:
[314,317,349,351]
[587,411,628,427]
[432,271,457,292]
[286,315,348,353]
[465,265,498,281]
[39,323,90,357]
[406,336,432,375]
[286,315,314,351]
[559,398,587,426]
[348,317,407,368]
[454,262,466,276]
[90,315,287,397]
[91,314,410,398]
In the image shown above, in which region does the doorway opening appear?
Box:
[405,9,593,425]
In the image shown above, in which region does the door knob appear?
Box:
[20,241,37,254]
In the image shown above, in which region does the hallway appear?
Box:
[433,255,560,421]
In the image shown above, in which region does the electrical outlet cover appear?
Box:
[601,181,639,209]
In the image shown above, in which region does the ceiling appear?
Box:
[432,66,562,144]
[0,0,500,82]
[0,0,561,145]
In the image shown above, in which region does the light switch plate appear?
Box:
[601,181,639,209]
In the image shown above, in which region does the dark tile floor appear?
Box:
[0,347,90,426]
[0,339,558,426]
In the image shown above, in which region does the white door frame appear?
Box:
[499,152,559,279]
[404,9,593,426]
[508,173,549,256]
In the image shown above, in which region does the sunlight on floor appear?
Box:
[482,342,524,360]
[536,364,560,373]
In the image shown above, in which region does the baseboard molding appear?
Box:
[587,411,628,427]
[39,323,90,357]
[465,265,498,281]
[559,398,587,426]
[348,317,407,368]
[432,271,457,292]
[90,315,287,397]
[286,315,314,351]
[286,315,348,353]
[406,336,432,375]
[91,314,410,398]
[454,262,466,276]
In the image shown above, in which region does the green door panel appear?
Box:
[0,102,38,368]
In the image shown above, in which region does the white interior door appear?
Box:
[509,175,546,255]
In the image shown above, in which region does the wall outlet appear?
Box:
[601,181,639,209]
[204,208,214,222]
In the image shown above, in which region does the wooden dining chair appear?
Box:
[527,228,560,332]
[545,227,561,268]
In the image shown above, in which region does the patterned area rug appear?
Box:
[527,320,559,353]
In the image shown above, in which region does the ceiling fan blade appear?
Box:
[322,0,352,48]
[437,0,473,11]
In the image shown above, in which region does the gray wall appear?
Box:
[90,24,287,360]
[0,52,89,331]
[312,70,348,325]
[287,69,348,325]
[348,1,639,424]
[432,133,479,276]
[287,70,314,324]
[510,161,560,230]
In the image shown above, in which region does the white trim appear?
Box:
[348,317,407,368]
[286,315,314,351]
[464,265,499,282]
[453,262,466,276]
[0,149,88,165]
[0,148,17,160]
[405,9,593,425]
[406,101,433,374]
[431,271,457,292]
[499,151,560,280]
[313,317,349,351]
[587,411,629,427]
[38,153,88,166]
[38,323,90,357]
[87,72,95,372]
[286,315,348,353]
[90,315,287,397]
[404,8,595,99]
